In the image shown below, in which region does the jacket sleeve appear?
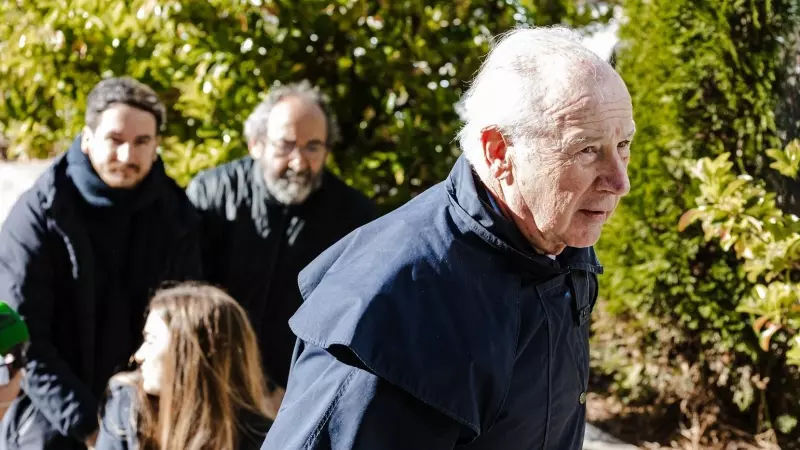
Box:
[95,384,134,450]
[0,192,98,441]
[260,341,462,450]
[185,174,210,211]
[185,174,224,283]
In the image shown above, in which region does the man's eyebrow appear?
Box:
[563,125,637,146]
[564,135,601,147]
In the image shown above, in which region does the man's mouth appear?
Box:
[284,172,310,184]
[109,165,139,175]
[578,210,609,221]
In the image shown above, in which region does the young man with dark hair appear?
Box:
[0,77,203,449]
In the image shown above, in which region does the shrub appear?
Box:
[594,0,800,445]
[681,143,800,437]
[682,141,800,370]
[0,0,615,210]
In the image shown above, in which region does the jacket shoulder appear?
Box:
[157,172,202,232]
[290,189,519,435]
[100,378,137,443]
[186,157,254,212]
[191,156,254,186]
[321,172,378,219]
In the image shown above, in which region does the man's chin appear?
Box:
[562,227,604,249]
[100,175,141,190]
[268,183,314,205]
[266,173,324,205]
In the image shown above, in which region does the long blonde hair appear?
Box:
[119,282,269,450]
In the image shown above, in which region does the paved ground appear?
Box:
[585,424,639,449]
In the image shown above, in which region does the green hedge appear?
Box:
[0,0,614,211]
[594,0,800,444]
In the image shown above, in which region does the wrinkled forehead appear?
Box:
[266,97,328,141]
[544,59,630,108]
[538,60,634,133]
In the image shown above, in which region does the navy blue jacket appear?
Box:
[261,155,601,449]
[0,143,203,448]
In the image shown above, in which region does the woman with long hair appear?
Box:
[95,282,272,450]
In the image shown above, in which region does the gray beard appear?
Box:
[264,171,323,205]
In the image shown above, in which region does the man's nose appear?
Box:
[288,150,309,172]
[116,143,131,163]
[601,155,630,196]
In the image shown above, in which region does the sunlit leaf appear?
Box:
[759,322,782,352]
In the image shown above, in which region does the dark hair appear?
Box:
[84,77,167,133]
[243,80,339,147]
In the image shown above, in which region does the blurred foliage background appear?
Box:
[0,0,614,209]
[3,0,800,447]
[593,0,800,447]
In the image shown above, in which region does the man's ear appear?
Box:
[153,136,162,161]
[81,127,93,155]
[247,139,264,159]
[480,126,512,181]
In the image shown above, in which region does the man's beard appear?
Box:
[264,168,324,205]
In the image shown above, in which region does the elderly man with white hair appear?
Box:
[261,26,635,450]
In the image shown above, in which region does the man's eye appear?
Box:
[618,140,630,148]
[581,146,599,154]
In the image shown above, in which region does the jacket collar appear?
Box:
[445,155,603,274]
[39,141,197,240]
[64,134,165,211]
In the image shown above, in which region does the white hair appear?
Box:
[457,26,609,175]
[244,80,339,146]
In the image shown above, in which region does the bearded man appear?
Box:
[187,81,377,403]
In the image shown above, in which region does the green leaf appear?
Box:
[777,415,798,434]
